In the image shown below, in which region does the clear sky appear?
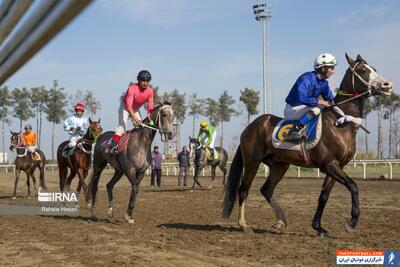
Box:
[2,0,400,159]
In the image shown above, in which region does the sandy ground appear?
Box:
[0,170,399,267]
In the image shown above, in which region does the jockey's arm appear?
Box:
[128,109,142,125]
[197,129,203,142]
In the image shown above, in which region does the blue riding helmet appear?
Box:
[25,124,32,130]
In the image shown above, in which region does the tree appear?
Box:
[362,99,374,154]
[188,93,205,137]
[44,81,68,161]
[372,95,394,158]
[239,88,260,125]
[10,87,34,131]
[383,93,400,157]
[162,90,186,152]
[0,87,11,163]
[83,90,101,118]
[204,98,220,127]
[217,91,237,147]
[30,86,48,149]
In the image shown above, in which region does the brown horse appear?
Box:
[9,131,47,199]
[223,53,393,236]
[57,118,103,200]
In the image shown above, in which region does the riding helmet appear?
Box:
[137,70,152,82]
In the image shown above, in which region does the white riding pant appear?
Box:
[68,133,83,148]
[284,104,321,120]
[201,130,217,149]
[27,145,37,153]
[115,103,140,136]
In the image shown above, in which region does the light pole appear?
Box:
[253,3,272,114]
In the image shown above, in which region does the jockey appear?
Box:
[284,53,336,142]
[62,103,89,157]
[109,70,154,154]
[21,124,40,161]
[197,121,217,160]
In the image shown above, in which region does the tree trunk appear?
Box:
[39,110,43,149]
[1,120,5,163]
[19,119,22,132]
[52,122,55,162]
[220,120,224,147]
[192,115,195,138]
[389,109,392,158]
[377,107,383,158]
[364,118,369,154]
[247,112,250,126]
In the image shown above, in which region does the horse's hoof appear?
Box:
[12,196,16,200]
[207,185,213,190]
[240,225,254,234]
[124,213,135,224]
[90,207,96,218]
[107,207,114,218]
[27,196,32,199]
[318,231,330,238]
[344,220,356,233]
[86,203,92,208]
[271,220,286,234]
[38,187,42,193]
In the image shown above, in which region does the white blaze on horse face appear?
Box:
[365,64,393,95]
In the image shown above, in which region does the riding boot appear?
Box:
[284,121,305,142]
[109,140,119,154]
[210,148,215,161]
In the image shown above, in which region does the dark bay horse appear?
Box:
[57,118,103,200]
[9,131,47,199]
[188,137,228,190]
[223,53,393,236]
[87,102,174,223]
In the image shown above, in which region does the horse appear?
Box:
[9,131,47,199]
[222,53,393,237]
[57,118,103,200]
[87,102,175,223]
[188,137,228,190]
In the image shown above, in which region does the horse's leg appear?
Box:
[26,172,31,198]
[76,167,89,199]
[311,175,336,237]
[191,164,205,190]
[12,169,21,199]
[76,180,82,194]
[30,168,38,197]
[106,170,124,218]
[65,169,77,192]
[219,163,227,186]
[59,166,68,192]
[324,162,360,232]
[88,160,107,214]
[259,161,290,233]
[77,169,89,194]
[38,164,46,191]
[238,162,260,231]
[207,165,217,189]
[124,171,144,224]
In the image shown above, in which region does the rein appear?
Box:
[10,136,28,157]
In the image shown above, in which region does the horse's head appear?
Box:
[149,101,175,142]
[9,130,21,152]
[88,118,103,141]
[343,53,393,96]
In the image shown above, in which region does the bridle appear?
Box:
[346,61,381,97]
[144,104,173,142]
[79,123,102,154]
[10,135,27,157]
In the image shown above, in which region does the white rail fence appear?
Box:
[0,159,399,179]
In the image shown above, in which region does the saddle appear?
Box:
[272,114,322,151]
[102,131,131,153]
[205,147,218,161]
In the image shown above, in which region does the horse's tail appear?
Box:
[222,145,243,218]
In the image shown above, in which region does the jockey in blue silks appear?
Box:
[284,53,336,142]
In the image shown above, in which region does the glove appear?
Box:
[149,120,155,127]
[136,120,143,127]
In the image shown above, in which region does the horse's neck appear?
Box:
[335,72,364,118]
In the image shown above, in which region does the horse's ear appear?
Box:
[98,118,101,123]
[345,53,355,67]
[17,131,21,135]
[356,54,365,62]
[10,130,13,135]
[89,117,92,124]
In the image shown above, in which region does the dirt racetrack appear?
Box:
[0,170,399,267]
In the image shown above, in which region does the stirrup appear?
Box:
[108,146,119,154]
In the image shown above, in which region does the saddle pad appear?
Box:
[205,148,218,160]
[272,114,322,151]
[118,133,130,153]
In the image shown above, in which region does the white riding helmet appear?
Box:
[314,53,337,69]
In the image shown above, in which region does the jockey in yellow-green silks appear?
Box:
[197,121,217,160]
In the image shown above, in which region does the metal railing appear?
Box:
[0,159,399,179]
